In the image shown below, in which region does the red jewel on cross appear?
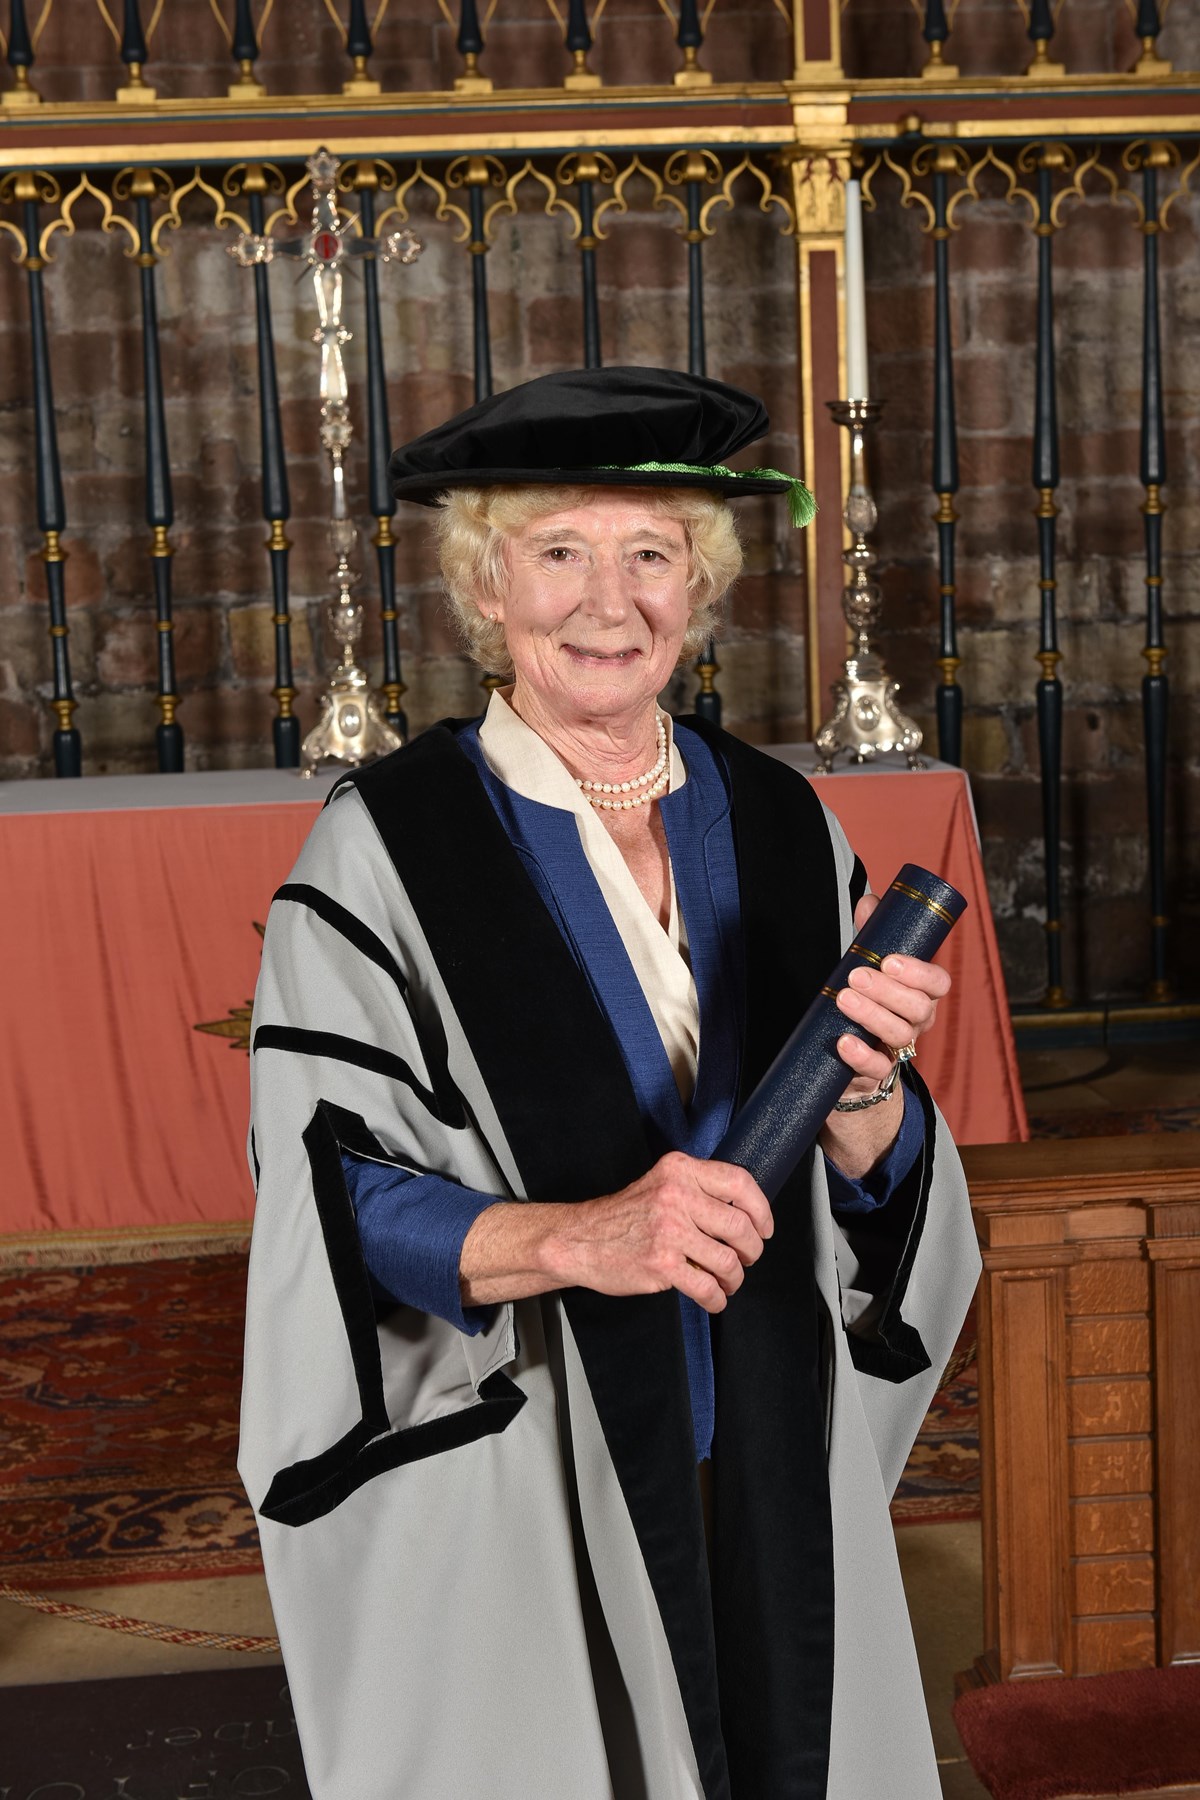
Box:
[314,230,341,264]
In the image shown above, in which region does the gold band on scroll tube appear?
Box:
[889,880,956,928]
[849,943,883,967]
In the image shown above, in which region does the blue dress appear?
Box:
[343,722,922,1459]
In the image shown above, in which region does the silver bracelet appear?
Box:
[832,1041,916,1114]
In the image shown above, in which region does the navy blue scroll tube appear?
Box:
[715,864,967,1202]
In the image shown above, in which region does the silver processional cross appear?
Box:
[231,148,422,776]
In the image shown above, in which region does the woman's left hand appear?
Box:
[834,891,952,1095]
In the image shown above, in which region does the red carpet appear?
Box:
[0,1252,979,1589]
[954,1665,1200,1799]
[0,1255,260,1587]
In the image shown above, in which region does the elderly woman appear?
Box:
[239,368,978,1800]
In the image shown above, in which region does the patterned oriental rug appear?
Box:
[0,1255,260,1588]
[0,1252,978,1590]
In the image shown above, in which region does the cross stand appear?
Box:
[230,148,421,776]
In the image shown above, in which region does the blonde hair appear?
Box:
[434,484,744,677]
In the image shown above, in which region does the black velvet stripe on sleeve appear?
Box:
[274,882,409,992]
[271,881,464,1123]
[259,1100,526,1527]
[841,1067,936,1384]
[252,1025,466,1129]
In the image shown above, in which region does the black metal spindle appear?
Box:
[931,149,961,766]
[18,178,80,774]
[129,169,183,771]
[448,158,501,698]
[921,0,954,76]
[563,0,600,88]
[458,160,494,402]
[1136,141,1171,999]
[229,0,263,93]
[670,151,722,724]
[557,153,606,369]
[1031,147,1066,1006]
[455,0,491,92]
[241,165,298,768]
[6,0,40,105]
[117,0,153,98]
[1132,0,1171,74]
[1025,0,1064,76]
[579,179,600,367]
[343,0,380,92]
[357,165,408,738]
[684,174,706,379]
[674,0,711,86]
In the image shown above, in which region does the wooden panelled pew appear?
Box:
[961,1135,1200,1689]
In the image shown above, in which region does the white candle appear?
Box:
[844,178,869,401]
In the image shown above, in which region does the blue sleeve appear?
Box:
[342,1152,499,1336]
[823,1084,925,1217]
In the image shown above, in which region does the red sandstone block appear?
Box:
[953,211,1034,280]
[1055,203,1142,278]
[0,692,41,759]
[474,18,569,90]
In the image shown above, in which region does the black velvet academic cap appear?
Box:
[388,367,816,525]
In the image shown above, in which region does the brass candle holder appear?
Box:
[815,399,925,772]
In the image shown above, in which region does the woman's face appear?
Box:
[487,492,692,730]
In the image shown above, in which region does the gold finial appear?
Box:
[1,63,41,108]
[228,57,265,96]
[1133,35,1172,77]
[674,44,712,87]
[564,47,600,90]
[455,49,493,94]
[343,52,381,96]
[116,61,158,104]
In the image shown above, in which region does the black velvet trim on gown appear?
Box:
[346,728,731,1800]
[682,716,841,1800]
[840,1065,936,1385]
[258,1101,526,1527]
[344,718,857,1800]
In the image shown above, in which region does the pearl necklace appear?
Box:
[576,715,669,811]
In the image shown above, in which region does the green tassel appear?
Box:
[596,459,817,529]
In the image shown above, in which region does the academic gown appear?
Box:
[238,715,980,1800]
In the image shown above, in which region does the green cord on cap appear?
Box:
[598,460,817,529]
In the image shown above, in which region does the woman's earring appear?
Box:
[487,611,498,623]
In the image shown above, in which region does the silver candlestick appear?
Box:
[815,399,924,773]
[230,148,422,777]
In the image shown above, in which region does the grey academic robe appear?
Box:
[238,718,980,1800]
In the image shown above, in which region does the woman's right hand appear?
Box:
[459,1152,773,1314]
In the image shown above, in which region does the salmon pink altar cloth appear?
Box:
[0,749,1026,1240]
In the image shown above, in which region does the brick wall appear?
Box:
[0,6,1197,1005]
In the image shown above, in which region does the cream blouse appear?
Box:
[478,688,700,1105]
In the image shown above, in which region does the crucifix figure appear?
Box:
[231,148,421,775]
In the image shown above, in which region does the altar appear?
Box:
[0,749,1026,1242]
